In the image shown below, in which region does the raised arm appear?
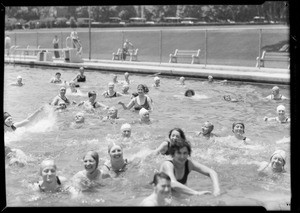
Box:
[14,106,44,128]
[190,160,220,196]
[160,161,211,196]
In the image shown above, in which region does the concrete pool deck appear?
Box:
[4,55,290,85]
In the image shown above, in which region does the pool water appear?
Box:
[4,64,290,208]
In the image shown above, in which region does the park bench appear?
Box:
[112,48,139,61]
[169,49,201,64]
[256,50,290,69]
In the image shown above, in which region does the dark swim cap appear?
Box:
[4,112,11,123]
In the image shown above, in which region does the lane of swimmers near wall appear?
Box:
[4,30,289,85]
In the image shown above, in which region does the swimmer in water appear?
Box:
[121,84,130,94]
[124,72,130,85]
[152,76,161,88]
[159,140,220,196]
[264,105,290,123]
[10,75,24,86]
[101,143,129,178]
[112,74,119,84]
[78,91,109,110]
[33,159,65,193]
[265,86,288,100]
[153,128,186,156]
[118,84,153,112]
[256,150,287,175]
[4,108,44,132]
[223,95,243,102]
[196,121,217,140]
[121,123,132,138]
[50,72,63,84]
[74,112,85,124]
[102,82,122,98]
[207,75,227,84]
[138,108,151,124]
[102,106,123,123]
[184,89,195,97]
[140,172,171,206]
[73,67,86,83]
[68,81,78,93]
[5,146,32,167]
[51,86,76,108]
[231,122,250,144]
[71,151,104,192]
[179,76,185,85]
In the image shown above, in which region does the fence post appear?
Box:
[258,29,262,69]
[159,30,162,64]
[37,32,39,48]
[205,29,207,67]
[14,32,17,46]
[122,31,124,61]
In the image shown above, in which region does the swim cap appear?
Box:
[204,121,214,133]
[79,67,84,70]
[139,108,149,117]
[270,150,286,166]
[154,76,160,81]
[17,76,22,79]
[277,105,285,112]
[124,72,129,76]
[232,122,245,133]
[84,151,99,169]
[108,82,115,87]
[272,86,279,91]
[88,91,97,97]
[39,159,57,176]
[180,76,185,80]
[208,75,213,79]
[184,89,195,96]
[121,123,131,131]
[4,112,11,123]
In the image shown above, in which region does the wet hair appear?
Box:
[169,140,192,157]
[232,122,245,133]
[184,89,195,97]
[39,159,57,176]
[55,72,61,76]
[107,142,123,154]
[150,172,171,186]
[168,128,186,141]
[88,91,97,97]
[137,84,146,92]
[83,151,99,169]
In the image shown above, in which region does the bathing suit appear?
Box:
[58,95,70,105]
[276,117,290,123]
[92,102,97,108]
[168,160,190,184]
[104,91,117,98]
[270,94,283,100]
[134,97,150,111]
[77,75,86,82]
[38,176,61,192]
[104,159,128,173]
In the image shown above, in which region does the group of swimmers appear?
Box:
[4,67,290,206]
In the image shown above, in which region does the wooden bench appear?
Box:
[112,48,139,61]
[169,49,201,64]
[256,50,290,69]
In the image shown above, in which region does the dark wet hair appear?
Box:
[150,172,171,186]
[55,72,61,76]
[184,89,195,96]
[232,122,245,134]
[137,84,146,92]
[88,91,97,97]
[168,128,186,141]
[169,140,192,157]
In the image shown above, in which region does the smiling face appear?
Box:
[202,122,212,135]
[59,87,66,96]
[173,147,189,165]
[233,123,244,135]
[277,109,285,116]
[4,116,13,127]
[109,145,123,160]
[169,130,182,143]
[271,154,285,171]
[41,161,57,183]
[108,107,118,118]
[137,86,145,95]
[83,154,97,173]
[155,178,171,197]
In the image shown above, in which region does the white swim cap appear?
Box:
[121,123,131,131]
[180,76,185,80]
[270,150,286,165]
[272,86,279,91]
[208,75,213,79]
[277,105,285,112]
[154,76,160,81]
[139,108,149,117]
[17,75,22,79]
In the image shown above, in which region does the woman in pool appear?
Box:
[152,76,161,88]
[33,159,66,193]
[101,106,124,123]
[121,84,130,94]
[71,151,104,191]
[121,123,132,138]
[73,67,86,83]
[159,140,220,197]
[124,72,131,85]
[138,108,151,124]
[207,75,227,84]
[264,105,290,123]
[101,142,130,178]
[118,84,153,111]
[256,150,287,175]
[10,75,24,86]
[112,74,119,84]
[265,86,288,100]
[51,86,75,107]
[231,122,250,144]
[196,121,217,140]
[78,91,109,110]
[102,82,122,98]
[184,89,195,97]
[4,108,44,132]
[68,81,78,93]
[179,76,185,85]
[50,72,63,84]
[152,128,186,156]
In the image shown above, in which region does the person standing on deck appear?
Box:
[52,35,60,58]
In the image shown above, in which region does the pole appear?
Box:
[122,31,124,61]
[37,32,39,48]
[159,30,162,64]
[205,29,207,67]
[258,29,262,69]
[88,6,91,60]
[14,33,17,46]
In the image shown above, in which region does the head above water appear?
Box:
[169,140,192,157]
[39,159,57,176]
[202,121,214,134]
[75,112,85,123]
[270,149,286,166]
[150,172,171,186]
[4,112,12,124]
[168,128,186,142]
[121,123,132,137]
[184,89,195,97]
[83,151,99,169]
[232,122,245,134]
[107,142,123,154]
[88,91,97,98]
[277,105,286,113]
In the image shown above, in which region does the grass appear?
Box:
[8,26,289,68]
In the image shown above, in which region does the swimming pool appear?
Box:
[4,64,290,208]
